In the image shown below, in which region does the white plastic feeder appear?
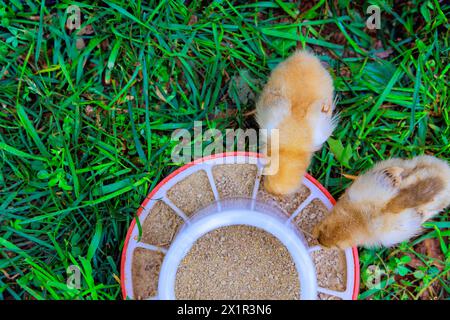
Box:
[121,152,360,300]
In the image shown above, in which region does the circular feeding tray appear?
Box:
[121,152,360,300]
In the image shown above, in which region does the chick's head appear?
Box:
[313,194,371,249]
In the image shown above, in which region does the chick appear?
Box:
[256,50,337,195]
[313,155,450,249]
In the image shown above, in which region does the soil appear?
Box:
[213,164,257,199]
[132,248,164,299]
[141,200,184,248]
[318,293,342,300]
[311,249,347,291]
[166,170,215,216]
[257,178,311,216]
[293,199,329,246]
[175,225,300,300]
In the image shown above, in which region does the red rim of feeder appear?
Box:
[120,151,360,300]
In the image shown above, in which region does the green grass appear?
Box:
[0,0,448,300]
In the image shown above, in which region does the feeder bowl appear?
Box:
[121,152,360,300]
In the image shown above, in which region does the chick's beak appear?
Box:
[317,233,332,248]
[312,225,330,248]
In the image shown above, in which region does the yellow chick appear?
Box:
[256,50,336,195]
[313,155,450,249]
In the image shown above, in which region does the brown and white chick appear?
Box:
[313,155,450,249]
[256,50,337,195]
